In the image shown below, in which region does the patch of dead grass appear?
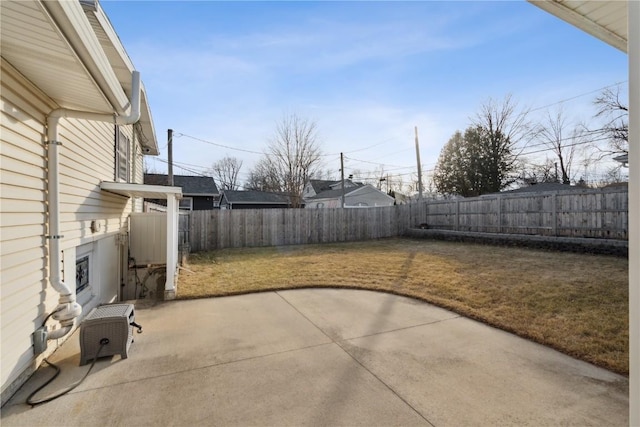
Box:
[178,238,628,374]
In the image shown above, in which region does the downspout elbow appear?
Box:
[116,70,141,124]
[48,285,81,340]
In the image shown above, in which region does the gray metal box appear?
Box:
[80,303,135,365]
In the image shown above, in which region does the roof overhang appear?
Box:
[528,1,628,53]
[0,0,158,154]
[101,182,182,199]
[183,193,219,197]
[614,153,629,166]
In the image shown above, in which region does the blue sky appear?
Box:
[101,0,628,188]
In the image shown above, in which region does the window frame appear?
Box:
[179,197,193,211]
[115,126,130,183]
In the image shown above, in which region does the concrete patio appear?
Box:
[1,288,629,426]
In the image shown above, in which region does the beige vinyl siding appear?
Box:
[1,58,140,399]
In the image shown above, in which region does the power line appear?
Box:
[175,133,265,155]
[343,155,413,170]
[520,135,611,157]
[339,138,396,155]
[528,80,628,113]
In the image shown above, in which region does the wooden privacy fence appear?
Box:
[189,187,628,251]
[190,204,426,251]
[425,187,628,239]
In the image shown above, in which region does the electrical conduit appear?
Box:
[45,71,141,340]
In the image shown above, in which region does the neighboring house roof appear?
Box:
[613,154,629,167]
[306,179,363,195]
[221,191,292,205]
[499,183,585,195]
[0,0,158,153]
[305,185,363,200]
[307,180,337,194]
[144,174,219,196]
[307,183,394,204]
[304,180,366,200]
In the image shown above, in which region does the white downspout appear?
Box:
[45,71,141,340]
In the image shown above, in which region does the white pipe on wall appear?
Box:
[45,71,141,340]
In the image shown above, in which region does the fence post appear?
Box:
[497,195,502,233]
[425,199,429,228]
[552,192,558,237]
[455,199,460,231]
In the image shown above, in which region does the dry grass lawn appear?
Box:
[178,238,629,375]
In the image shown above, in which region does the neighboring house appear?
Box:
[1,0,181,404]
[303,179,395,208]
[613,154,628,168]
[144,174,220,210]
[219,191,294,209]
[497,182,586,195]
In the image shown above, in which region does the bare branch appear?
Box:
[248,113,323,206]
[208,156,243,191]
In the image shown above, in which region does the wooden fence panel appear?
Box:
[189,188,627,251]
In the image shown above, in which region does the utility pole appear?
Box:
[415,126,423,201]
[168,129,174,186]
[340,152,345,208]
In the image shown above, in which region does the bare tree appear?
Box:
[208,156,243,191]
[537,107,578,184]
[520,157,559,185]
[253,113,323,206]
[470,94,534,192]
[593,86,628,155]
[244,157,281,192]
[347,166,385,188]
[599,165,627,186]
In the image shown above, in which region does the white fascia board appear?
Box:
[101,182,183,199]
[42,0,130,113]
[528,0,627,52]
[89,2,158,153]
[306,197,340,204]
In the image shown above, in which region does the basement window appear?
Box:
[76,255,90,294]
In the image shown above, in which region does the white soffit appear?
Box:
[101,182,182,200]
[0,0,114,113]
[81,0,158,153]
[0,0,158,153]
[529,0,628,52]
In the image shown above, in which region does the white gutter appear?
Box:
[45,71,141,340]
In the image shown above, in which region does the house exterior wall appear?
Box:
[193,196,215,210]
[347,186,395,207]
[302,182,317,198]
[220,203,291,210]
[0,58,142,401]
[304,186,394,209]
[145,196,215,211]
[305,198,342,209]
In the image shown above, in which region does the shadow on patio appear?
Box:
[1,289,629,426]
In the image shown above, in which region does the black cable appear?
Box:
[40,308,63,328]
[26,339,109,407]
